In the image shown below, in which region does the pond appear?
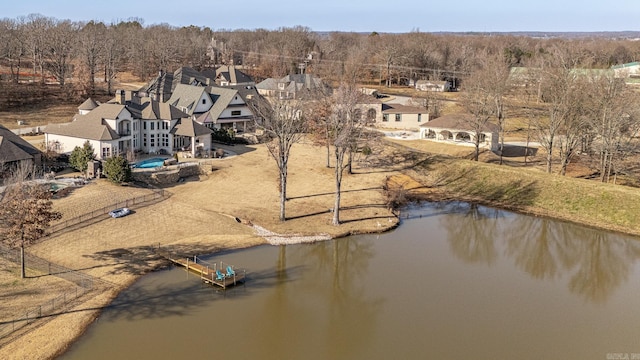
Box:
[59,202,640,360]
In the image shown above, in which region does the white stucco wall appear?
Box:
[194,93,213,113]
[220,105,252,118]
[45,134,103,158]
[377,113,428,130]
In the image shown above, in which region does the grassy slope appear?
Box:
[403,154,640,236]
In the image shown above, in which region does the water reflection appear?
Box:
[505,218,575,280]
[299,238,382,359]
[439,202,640,304]
[60,202,640,360]
[441,203,501,266]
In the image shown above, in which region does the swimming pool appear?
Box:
[134,157,168,168]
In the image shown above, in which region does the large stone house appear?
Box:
[45,93,213,160]
[256,74,330,99]
[167,84,258,133]
[45,64,265,160]
[213,66,254,87]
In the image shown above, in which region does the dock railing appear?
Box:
[178,255,246,288]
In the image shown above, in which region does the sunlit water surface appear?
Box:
[60,203,640,360]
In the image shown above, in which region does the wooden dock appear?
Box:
[169,256,246,289]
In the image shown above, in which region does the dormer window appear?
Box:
[278,83,286,90]
[202,99,206,104]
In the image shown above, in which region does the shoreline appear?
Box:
[3,139,640,359]
[48,191,640,359]
[47,218,400,359]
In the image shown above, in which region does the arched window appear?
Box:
[367,108,377,122]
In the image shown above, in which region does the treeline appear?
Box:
[2,14,640,97]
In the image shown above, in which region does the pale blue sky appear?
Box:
[4,0,640,33]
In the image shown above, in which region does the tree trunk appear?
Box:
[498,115,505,166]
[600,151,609,182]
[20,245,26,279]
[386,61,391,87]
[333,150,345,225]
[524,118,531,165]
[325,125,331,168]
[474,136,480,161]
[545,139,554,173]
[279,159,287,222]
[326,143,330,168]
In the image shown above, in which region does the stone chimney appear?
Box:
[119,89,126,105]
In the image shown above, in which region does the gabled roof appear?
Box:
[255,78,278,90]
[215,65,254,85]
[229,84,262,103]
[0,124,42,163]
[420,113,499,133]
[172,67,213,89]
[382,103,425,114]
[46,104,125,141]
[78,98,99,111]
[139,71,174,98]
[167,84,209,115]
[207,87,239,120]
[171,118,213,137]
[256,74,329,97]
[128,98,190,120]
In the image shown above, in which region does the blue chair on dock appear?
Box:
[226,265,236,277]
[215,269,226,281]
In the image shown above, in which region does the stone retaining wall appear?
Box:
[132,163,209,185]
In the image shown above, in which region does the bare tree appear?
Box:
[408,92,443,119]
[0,18,25,83]
[250,97,307,221]
[79,21,106,95]
[328,84,368,225]
[45,19,79,86]
[485,56,512,165]
[306,96,334,168]
[147,24,181,73]
[461,69,496,162]
[371,34,401,87]
[585,73,640,183]
[103,22,128,95]
[536,60,584,174]
[0,168,61,278]
[22,14,53,84]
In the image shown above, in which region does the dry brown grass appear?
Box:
[0,104,77,130]
[0,262,77,322]
[0,139,405,359]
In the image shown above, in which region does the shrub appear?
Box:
[69,141,95,174]
[103,156,131,184]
